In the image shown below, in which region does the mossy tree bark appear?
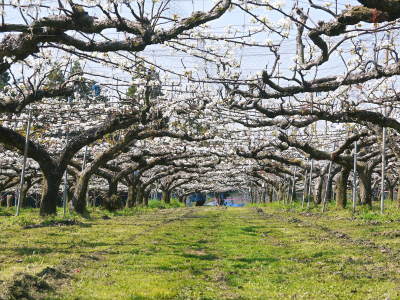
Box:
[6,194,13,207]
[135,186,145,206]
[314,175,324,205]
[385,177,397,201]
[267,186,273,203]
[397,181,400,208]
[178,194,186,204]
[291,179,297,202]
[162,190,171,204]
[358,168,373,208]
[126,183,137,208]
[143,190,150,206]
[107,179,118,200]
[389,186,394,202]
[335,168,350,209]
[325,168,340,203]
[71,170,92,214]
[277,187,285,202]
[40,171,63,215]
[20,178,34,208]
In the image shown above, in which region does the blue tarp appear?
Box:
[205,200,244,207]
[225,202,245,207]
[91,84,101,96]
[224,200,245,207]
[189,193,206,203]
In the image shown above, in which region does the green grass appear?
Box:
[148,199,185,209]
[2,204,400,299]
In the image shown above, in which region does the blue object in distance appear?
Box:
[91,84,101,96]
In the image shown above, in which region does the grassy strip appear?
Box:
[2,206,400,299]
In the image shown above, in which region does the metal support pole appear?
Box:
[63,170,68,217]
[301,169,308,208]
[381,125,386,214]
[285,176,290,204]
[307,160,314,209]
[63,132,69,217]
[290,168,297,204]
[285,185,290,205]
[82,146,89,206]
[82,145,88,169]
[352,142,358,214]
[16,110,32,216]
[322,161,332,213]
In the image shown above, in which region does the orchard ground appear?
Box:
[1,202,400,299]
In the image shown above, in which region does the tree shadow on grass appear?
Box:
[23,219,91,229]
[182,253,219,261]
[155,265,205,276]
[241,226,266,236]
[231,257,279,270]
[129,296,165,300]
[9,239,115,256]
[12,247,54,255]
[236,257,278,264]
[73,240,110,248]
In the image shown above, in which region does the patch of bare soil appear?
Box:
[251,207,275,219]
[23,219,87,229]
[185,249,208,256]
[0,254,101,300]
[287,217,302,223]
[0,268,67,300]
[253,207,264,214]
[299,212,322,217]
[374,230,400,238]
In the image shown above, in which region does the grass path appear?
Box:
[1,207,400,299]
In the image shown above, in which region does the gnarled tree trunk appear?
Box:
[126,183,137,208]
[6,194,13,207]
[291,179,297,202]
[71,171,91,215]
[135,186,144,206]
[325,172,335,203]
[162,189,171,204]
[358,168,372,207]
[178,194,186,204]
[267,187,273,203]
[335,168,350,209]
[143,190,150,206]
[107,179,118,200]
[397,181,400,208]
[20,179,31,208]
[40,171,63,215]
[388,185,394,202]
[314,176,324,205]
